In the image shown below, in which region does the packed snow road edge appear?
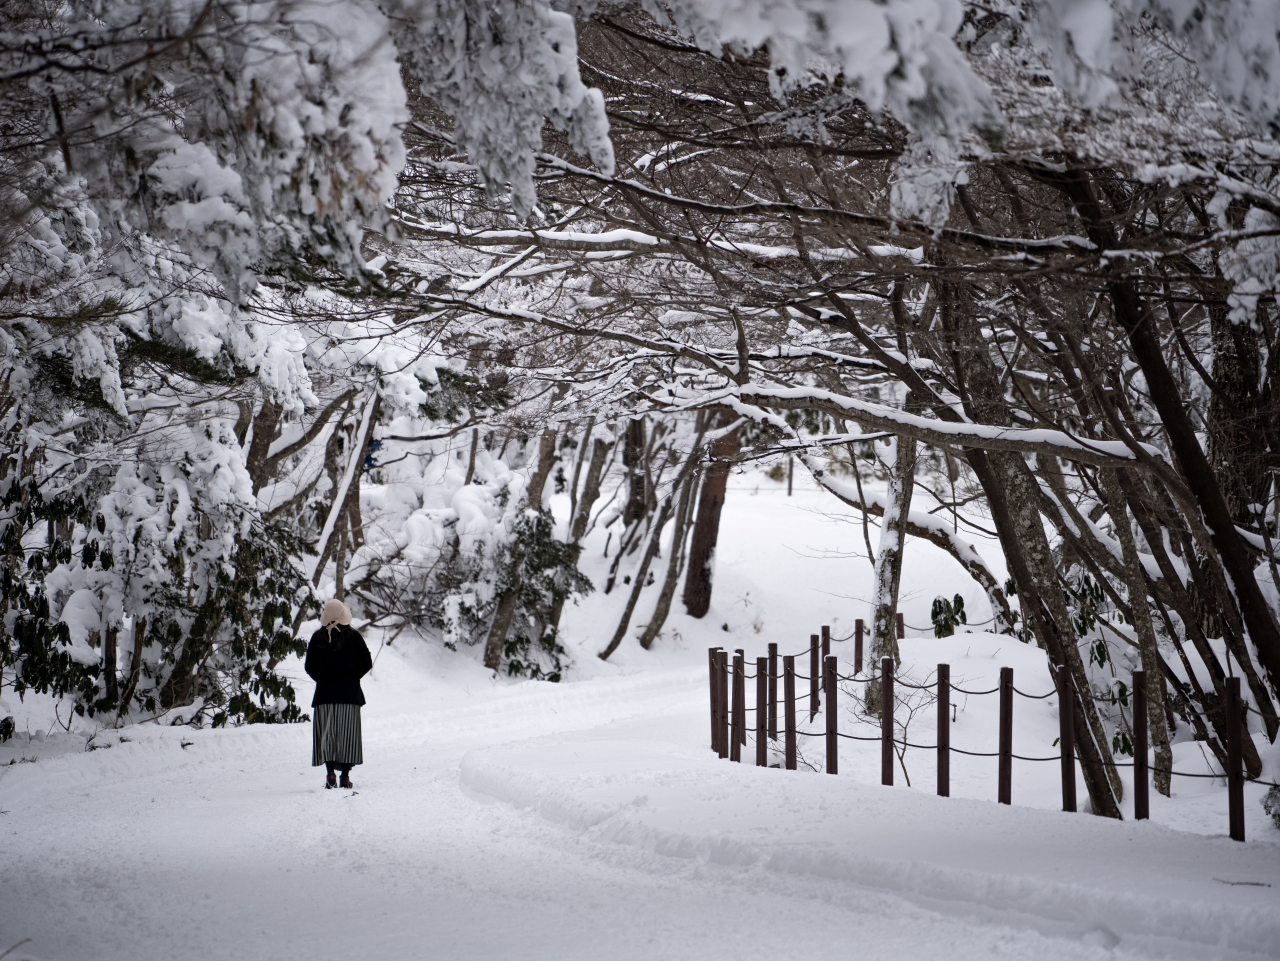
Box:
[460,726,1280,961]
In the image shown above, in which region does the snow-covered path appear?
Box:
[4,642,1278,961]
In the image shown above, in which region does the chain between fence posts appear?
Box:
[855,618,864,674]
[810,634,820,719]
[1056,665,1076,813]
[768,642,778,741]
[708,647,719,754]
[998,667,1013,805]
[784,655,797,770]
[1133,669,1149,821]
[715,649,728,759]
[735,649,746,747]
[825,655,838,775]
[1227,676,1244,842]
[730,652,744,763]
[756,657,768,767]
[881,657,894,786]
[937,663,950,798]
[895,612,904,640]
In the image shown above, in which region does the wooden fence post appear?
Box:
[824,655,838,775]
[998,667,1013,805]
[768,642,778,740]
[1133,669,1149,821]
[881,656,894,786]
[810,634,820,719]
[1227,676,1244,842]
[895,612,904,639]
[855,619,864,674]
[730,652,744,762]
[784,655,797,770]
[937,663,950,797]
[716,650,728,759]
[735,649,746,746]
[756,657,768,767]
[1056,666,1076,813]
[821,624,830,663]
[708,647,719,752]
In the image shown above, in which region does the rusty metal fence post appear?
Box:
[784,655,797,770]
[998,667,1013,805]
[855,619,864,674]
[821,624,830,664]
[1227,676,1244,841]
[1133,669,1149,821]
[1056,666,1076,812]
[881,657,894,786]
[937,663,950,797]
[895,612,904,639]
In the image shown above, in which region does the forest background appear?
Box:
[4,0,1280,822]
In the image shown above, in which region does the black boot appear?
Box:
[325,763,337,790]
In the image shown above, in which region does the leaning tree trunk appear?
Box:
[545,435,612,640]
[866,428,916,713]
[638,471,698,650]
[988,450,1125,816]
[937,280,1122,817]
[1102,470,1173,796]
[483,429,559,671]
[1055,169,1280,710]
[682,416,739,618]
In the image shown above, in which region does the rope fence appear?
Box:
[708,624,1275,842]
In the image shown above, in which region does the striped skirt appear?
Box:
[311,703,364,767]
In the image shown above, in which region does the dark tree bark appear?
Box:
[682,416,739,618]
[1053,169,1280,709]
[102,626,117,706]
[623,418,647,527]
[244,398,282,495]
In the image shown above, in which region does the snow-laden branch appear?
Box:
[676,384,1164,467]
[796,453,1015,633]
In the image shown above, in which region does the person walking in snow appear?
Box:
[305,599,373,790]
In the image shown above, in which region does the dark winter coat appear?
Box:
[305,624,373,707]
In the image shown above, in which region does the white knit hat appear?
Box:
[321,598,352,628]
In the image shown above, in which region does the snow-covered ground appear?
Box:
[3,474,1279,960]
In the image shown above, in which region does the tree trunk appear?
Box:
[981,449,1125,817]
[102,626,118,707]
[546,436,612,638]
[245,398,282,495]
[1102,470,1173,796]
[623,418,647,527]
[483,429,559,671]
[598,497,674,660]
[1055,169,1280,712]
[116,616,145,722]
[638,471,697,650]
[682,418,739,618]
[1206,292,1272,533]
[866,430,915,713]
